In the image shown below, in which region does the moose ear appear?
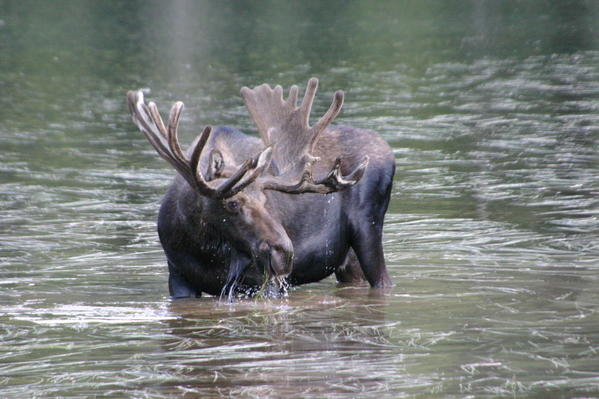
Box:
[206,149,225,181]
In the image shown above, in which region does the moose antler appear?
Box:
[127,90,272,199]
[262,155,369,194]
[241,78,369,194]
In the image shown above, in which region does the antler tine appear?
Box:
[274,85,284,101]
[148,102,168,138]
[311,90,344,141]
[146,100,189,176]
[300,77,319,126]
[287,85,299,107]
[127,90,271,199]
[189,125,213,187]
[165,101,188,167]
[220,147,273,197]
[318,155,369,187]
[127,91,178,168]
[263,155,370,194]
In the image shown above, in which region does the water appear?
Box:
[1,1,598,397]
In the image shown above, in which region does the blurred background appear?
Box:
[1,1,598,398]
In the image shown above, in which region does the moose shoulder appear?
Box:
[127,78,395,299]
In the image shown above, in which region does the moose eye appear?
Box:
[224,200,241,213]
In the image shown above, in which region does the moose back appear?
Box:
[127,78,395,298]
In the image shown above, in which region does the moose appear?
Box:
[127,78,395,299]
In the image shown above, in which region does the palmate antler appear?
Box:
[127,90,272,199]
[241,78,369,194]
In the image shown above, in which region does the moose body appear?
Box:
[128,79,394,298]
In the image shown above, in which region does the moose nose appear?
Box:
[257,240,293,276]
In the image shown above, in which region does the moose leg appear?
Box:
[335,249,367,284]
[350,222,392,288]
[168,261,201,298]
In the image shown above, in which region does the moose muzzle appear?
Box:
[255,238,293,277]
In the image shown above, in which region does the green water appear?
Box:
[1,1,598,397]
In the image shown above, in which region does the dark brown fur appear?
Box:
[127,80,395,299]
[157,125,394,297]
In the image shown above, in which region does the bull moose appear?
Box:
[127,78,395,299]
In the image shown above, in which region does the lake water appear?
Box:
[1,1,598,398]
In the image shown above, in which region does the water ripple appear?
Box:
[1,44,598,399]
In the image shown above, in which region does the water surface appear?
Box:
[1,1,598,398]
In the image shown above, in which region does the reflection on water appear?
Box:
[1,1,598,398]
[161,291,397,398]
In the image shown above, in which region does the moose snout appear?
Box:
[256,239,293,277]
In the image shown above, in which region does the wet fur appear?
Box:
[158,125,395,298]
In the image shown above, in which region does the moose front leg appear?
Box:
[168,260,201,298]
